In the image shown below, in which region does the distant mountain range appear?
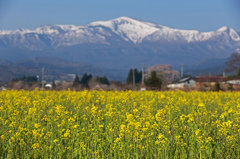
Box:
[0,17,239,81]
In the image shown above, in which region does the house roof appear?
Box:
[195,76,226,82]
[224,78,240,81]
[178,77,192,83]
[45,84,52,87]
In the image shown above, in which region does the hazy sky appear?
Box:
[0,0,239,32]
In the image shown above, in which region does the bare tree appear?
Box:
[225,51,240,73]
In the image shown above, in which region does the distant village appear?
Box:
[1,60,240,92]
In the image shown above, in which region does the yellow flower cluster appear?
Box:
[0,90,240,158]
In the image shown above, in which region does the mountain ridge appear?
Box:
[0,16,239,74]
[0,17,239,49]
[0,57,110,82]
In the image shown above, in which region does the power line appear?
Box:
[181,64,184,78]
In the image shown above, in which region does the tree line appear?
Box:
[73,73,110,88]
[71,68,163,90]
[7,50,240,91]
[126,68,162,90]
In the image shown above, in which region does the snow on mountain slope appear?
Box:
[0,16,239,49]
[220,27,240,41]
[1,17,240,71]
[143,26,240,43]
[51,26,112,48]
[89,17,160,44]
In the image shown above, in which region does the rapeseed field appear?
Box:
[0,90,240,158]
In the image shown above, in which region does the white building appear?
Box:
[167,77,196,89]
[224,79,240,85]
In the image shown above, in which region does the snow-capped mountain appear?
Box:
[0,16,240,69]
[1,16,239,48]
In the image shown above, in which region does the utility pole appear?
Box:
[142,64,144,85]
[181,64,184,78]
[42,67,44,90]
[37,75,39,82]
[133,69,135,90]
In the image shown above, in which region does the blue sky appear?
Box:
[0,0,239,32]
